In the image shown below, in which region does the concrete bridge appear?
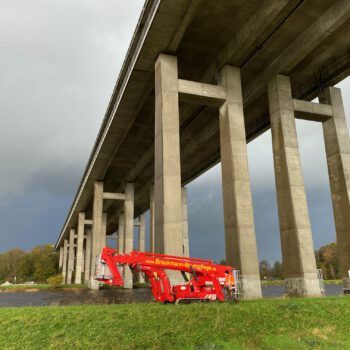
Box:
[55,0,350,298]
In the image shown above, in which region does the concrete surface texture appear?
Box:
[56,0,350,297]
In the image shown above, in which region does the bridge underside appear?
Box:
[56,0,350,296]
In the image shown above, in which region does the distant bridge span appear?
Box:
[56,0,350,297]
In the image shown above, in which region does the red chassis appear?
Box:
[95,247,239,304]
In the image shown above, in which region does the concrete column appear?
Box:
[320,87,350,291]
[154,54,183,258]
[75,212,85,284]
[137,214,146,283]
[123,183,134,289]
[149,186,155,252]
[84,228,92,284]
[138,214,146,252]
[89,181,104,290]
[218,66,261,299]
[182,187,189,257]
[59,246,63,270]
[67,228,75,285]
[268,74,321,297]
[101,212,107,250]
[118,213,125,253]
[62,239,68,283]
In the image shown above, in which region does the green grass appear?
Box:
[0,284,88,291]
[0,297,350,350]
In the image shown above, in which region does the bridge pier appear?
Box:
[149,186,155,253]
[84,228,92,284]
[319,87,350,292]
[117,212,124,254]
[182,187,189,257]
[74,212,85,284]
[219,66,262,299]
[67,228,75,285]
[89,181,105,290]
[123,183,134,289]
[62,239,68,283]
[268,75,321,297]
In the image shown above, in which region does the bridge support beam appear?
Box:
[67,228,75,285]
[123,183,134,289]
[84,228,92,284]
[75,212,85,284]
[182,187,189,257]
[320,87,350,291]
[137,214,146,283]
[268,75,321,297]
[219,66,262,299]
[62,239,68,283]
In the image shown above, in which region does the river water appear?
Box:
[0,284,344,307]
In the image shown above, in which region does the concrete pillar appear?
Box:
[89,181,104,290]
[59,246,63,270]
[118,213,125,253]
[218,66,261,299]
[75,212,85,284]
[154,54,183,258]
[182,187,189,257]
[137,214,146,283]
[149,186,155,252]
[101,212,107,250]
[62,239,68,283]
[123,183,134,289]
[67,228,75,285]
[320,86,350,291]
[84,228,92,284]
[268,74,321,297]
[138,214,146,252]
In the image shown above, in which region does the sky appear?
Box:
[0,1,350,263]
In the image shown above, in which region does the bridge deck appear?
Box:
[56,0,350,246]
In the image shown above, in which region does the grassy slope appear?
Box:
[0,297,349,350]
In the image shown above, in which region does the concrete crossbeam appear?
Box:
[67,228,75,285]
[268,74,321,297]
[102,192,126,201]
[219,66,261,299]
[75,212,85,284]
[319,86,350,291]
[178,79,227,107]
[293,99,333,122]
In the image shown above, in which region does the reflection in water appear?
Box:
[0,284,344,308]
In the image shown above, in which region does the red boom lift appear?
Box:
[95,247,240,304]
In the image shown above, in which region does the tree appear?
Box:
[259,260,272,279]
[315,242,339,279]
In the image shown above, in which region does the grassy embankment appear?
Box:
[0,297,349,350]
